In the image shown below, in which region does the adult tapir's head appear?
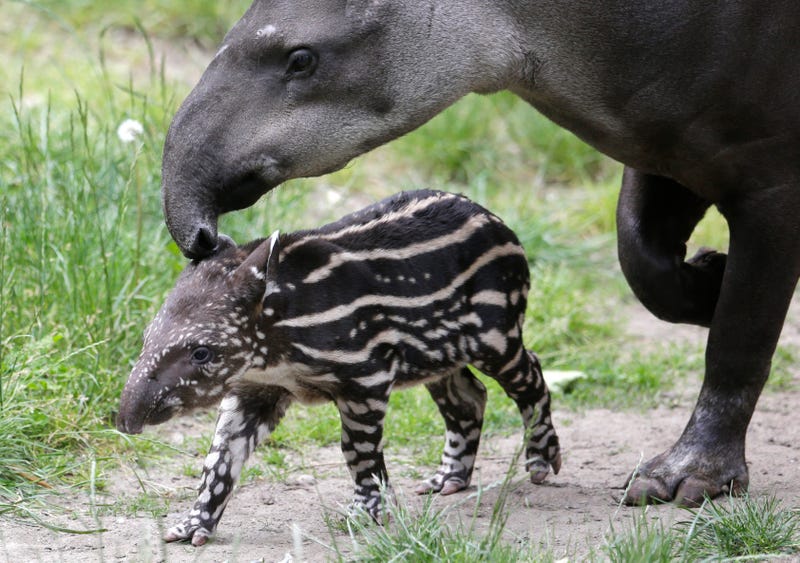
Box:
[163,0,517,258]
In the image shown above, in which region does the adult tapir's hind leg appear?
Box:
[416,367,487,495]
[623,186,800,505]
[617,168,726,327]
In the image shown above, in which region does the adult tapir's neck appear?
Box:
[162,0,795,259]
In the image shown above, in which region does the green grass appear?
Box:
[319,475,800,562]
[602,509,679,563]
[677,495,800,560]
[328,442,553,563]
[601,495,800,562]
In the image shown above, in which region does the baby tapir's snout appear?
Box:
[118,190,560,547]
[117,232,266,435]
[117,359,202,434]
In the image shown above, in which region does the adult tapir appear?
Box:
[158,0,800,506]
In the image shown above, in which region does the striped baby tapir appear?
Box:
[117,189,561,546]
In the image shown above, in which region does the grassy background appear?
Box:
[7,3,794,559]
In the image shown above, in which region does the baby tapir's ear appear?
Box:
[233,230,281,304]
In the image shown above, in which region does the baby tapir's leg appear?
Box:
[336,390,391,519]
[164,386,292,546]
[482,349,561,483]
[416,367,487,495]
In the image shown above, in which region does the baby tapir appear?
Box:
[117,189,561,546]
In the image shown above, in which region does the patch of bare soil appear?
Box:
[3,299,800,562]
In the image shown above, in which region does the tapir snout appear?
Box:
[160,1,506,258]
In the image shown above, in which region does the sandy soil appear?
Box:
[2,302,800,563]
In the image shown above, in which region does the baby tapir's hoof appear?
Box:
[415,473,470,496]
[164,519,213,547]
[349,485,393,524]
[528,451,562,484]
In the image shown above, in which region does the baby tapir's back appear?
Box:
[267,190,531,386]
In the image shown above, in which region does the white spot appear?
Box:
[350,459,376,473]
[354,441,375,453]
[220,396,240,412]
[163,396,183,407]
[479,328,508,355]
[204,451,220,469]
[256,24,277,38]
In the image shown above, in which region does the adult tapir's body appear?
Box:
[160,0,800,505]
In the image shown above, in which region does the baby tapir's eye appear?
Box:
[190,346,214,366]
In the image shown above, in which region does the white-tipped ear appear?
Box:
[263,230,281,300]
[233,231,281,304]
[265,230,280,279]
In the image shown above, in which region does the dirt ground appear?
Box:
[2,301,800,563]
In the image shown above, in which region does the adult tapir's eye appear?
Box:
[190,346,214,365]
[285,48,317,77]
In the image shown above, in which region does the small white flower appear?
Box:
[117,118,144,143]
[325,188,342,205]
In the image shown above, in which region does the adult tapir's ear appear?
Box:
[233,230,281,304]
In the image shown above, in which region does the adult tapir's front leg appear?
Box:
[617,168,726,327]
[624,186,800,505]
[164,386,292,546]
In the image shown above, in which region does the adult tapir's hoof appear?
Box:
[621,448,749,506]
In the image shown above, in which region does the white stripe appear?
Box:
[277,243,524,328]
[302,214,490,283]
[282,193,458,254]
[471,289,507,307]
[291,329,430,364]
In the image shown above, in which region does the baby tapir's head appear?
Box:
[116,232,280,434]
